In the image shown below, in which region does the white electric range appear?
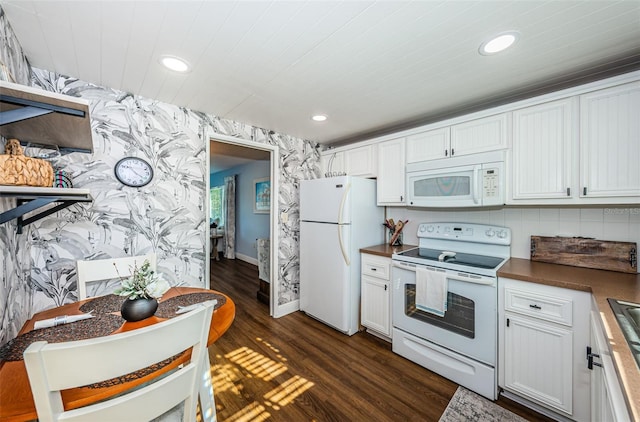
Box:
[391,222,511,400]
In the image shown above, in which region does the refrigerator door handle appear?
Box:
[337,183,351,225]
[338,224,350,266]
[337,183,351,265]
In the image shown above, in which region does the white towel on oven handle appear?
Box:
[415,266,447,317]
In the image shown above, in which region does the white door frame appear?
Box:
[206,134,281,317]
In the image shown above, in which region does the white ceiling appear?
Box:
[2,1,640,146]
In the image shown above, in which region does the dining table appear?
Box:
[0,287,235,422]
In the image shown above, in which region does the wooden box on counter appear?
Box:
[530,236,637,274]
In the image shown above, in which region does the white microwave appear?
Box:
[406,151,505,208]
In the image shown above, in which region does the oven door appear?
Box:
[392,260,497,365]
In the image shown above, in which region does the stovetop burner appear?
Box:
[392,222,511,276]
[397,248,505,270]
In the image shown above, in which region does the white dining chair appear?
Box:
[76,253,157,300]
[23,301,216,422]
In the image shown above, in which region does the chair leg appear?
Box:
[199,352,217,422]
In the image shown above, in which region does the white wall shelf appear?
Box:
[0,186,92,234]
[0,81,93,153]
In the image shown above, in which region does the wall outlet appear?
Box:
[281,212,289,223]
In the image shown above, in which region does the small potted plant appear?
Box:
[114,259,170,322]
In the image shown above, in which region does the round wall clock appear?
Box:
[114,157,154,187]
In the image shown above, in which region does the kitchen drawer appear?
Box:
[504,287,573,326]
[361,253,390,280]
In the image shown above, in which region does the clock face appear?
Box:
[114,157,154,187]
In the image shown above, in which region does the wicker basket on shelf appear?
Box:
[0,139,53,187]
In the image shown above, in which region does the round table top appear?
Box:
[0,287,235,422]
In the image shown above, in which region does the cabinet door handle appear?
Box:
[371,268,377,271]
[384,285,388,291]
[445,149,448,157]
[587,346,602,370]
[400,195,403,202]
[506,318,510,327]
[451,148,455,156]
[566,187,571,196]
[583,187,588,195]
[529,304,541,310]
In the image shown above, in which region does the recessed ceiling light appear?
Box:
[479,31,519,55]
[311,114,328,122]
[160,55,191,72]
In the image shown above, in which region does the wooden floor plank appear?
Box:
[209,258,554,421]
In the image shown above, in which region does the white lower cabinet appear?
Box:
[589,302,631,422]
[360,253,391,340]
[498,277,591,421]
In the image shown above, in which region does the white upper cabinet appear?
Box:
[579,81,640,200]
[450,113,510,157]
[321,71,639,207]
[345,145,377,178]
[406,128,450,163]
[321,145,377,178]
[405,114,508,163]
[509,98,578,203]
[377,137,405,205]
[321,151,345,176]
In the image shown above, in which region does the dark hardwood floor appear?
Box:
[209,258,553,422]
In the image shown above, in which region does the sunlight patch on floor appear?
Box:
[211,362,242,394]
[224,346,288,381]
[255,337,287,362]
[263,375,315,406]
[213,345,316,419]
[224,401,270,422]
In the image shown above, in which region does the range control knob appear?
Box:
[426,225,435,232]
[497,230,508,239]
[485,229,495,237]
[419,225,427,232]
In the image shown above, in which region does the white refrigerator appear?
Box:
[299,176,384,335]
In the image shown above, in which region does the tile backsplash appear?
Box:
[387,206,640,265]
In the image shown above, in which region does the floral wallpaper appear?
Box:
[0,5,321,347]
[0,6,34,348]
[0,7,29,85]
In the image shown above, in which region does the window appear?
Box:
[210,186,225,227]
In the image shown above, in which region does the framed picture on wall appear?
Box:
[253,177,270,214]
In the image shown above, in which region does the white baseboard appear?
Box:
[235,253,258,266]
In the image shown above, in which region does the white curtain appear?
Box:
[223,175,236,259]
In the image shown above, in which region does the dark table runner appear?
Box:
[0,292,227,366]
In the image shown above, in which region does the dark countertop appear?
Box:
[498,258,640,421]
[360,243,418,258]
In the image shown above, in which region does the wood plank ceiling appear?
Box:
[2,1,640,146]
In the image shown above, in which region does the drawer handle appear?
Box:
[371,268,377,271]
[529,304,541,310]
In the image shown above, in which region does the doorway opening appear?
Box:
[207,135,279,317]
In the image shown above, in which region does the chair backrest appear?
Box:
[23,301,215,422]
[76,253,157,300]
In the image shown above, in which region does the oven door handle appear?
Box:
[392,261,496,286]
